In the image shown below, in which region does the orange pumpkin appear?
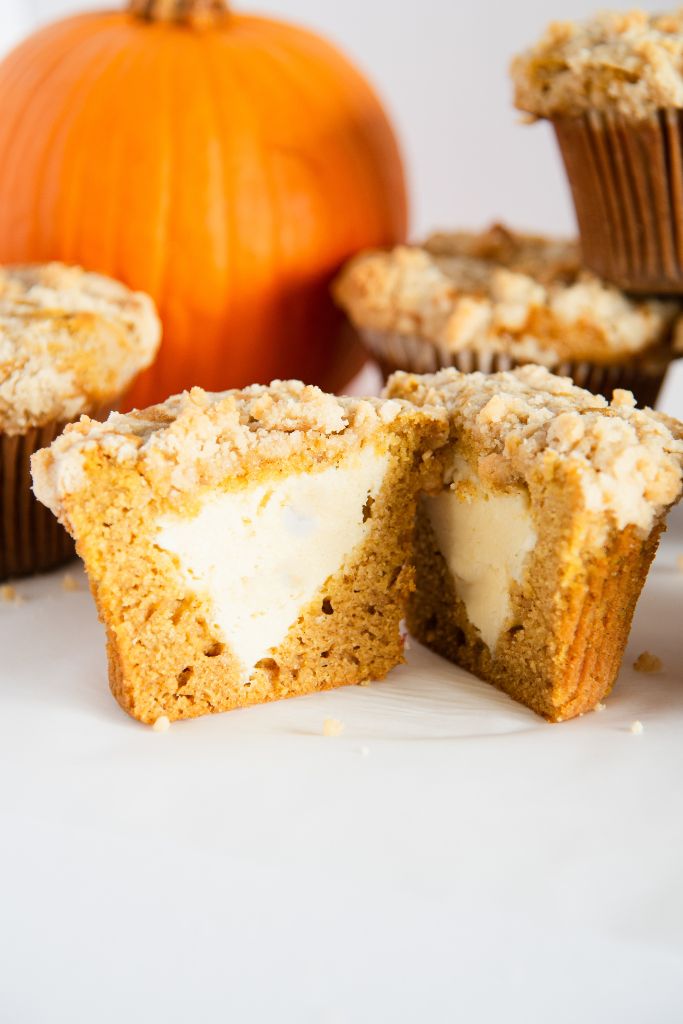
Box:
[0,0,407,407]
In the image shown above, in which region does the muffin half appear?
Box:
[386,365,683,722]
[31,381,446,724]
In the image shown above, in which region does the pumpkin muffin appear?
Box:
[31,381,446,725]
[513,9,683,293]
[386,365,683,722]
[334,224,681,405]
[0,262,160,579]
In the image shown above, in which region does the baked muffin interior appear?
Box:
[32,381,446,724]
[386,365,683,721]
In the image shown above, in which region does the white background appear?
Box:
[1,5,683,1024]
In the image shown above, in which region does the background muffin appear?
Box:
[512,9,683,293]
[0,262,160,579]
[334,223,681,405]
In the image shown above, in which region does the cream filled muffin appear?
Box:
[386,364,683,722]
[31,381,446,724]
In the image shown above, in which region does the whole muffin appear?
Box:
[0,263,160,579]
[513,9,683,293]
[334,223,681,404]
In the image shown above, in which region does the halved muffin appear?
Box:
[386,365,683,721]
[31,381,446,724]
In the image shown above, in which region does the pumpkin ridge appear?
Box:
[0,20,135,260]
[0,18,117,252]
[37,26,143,265]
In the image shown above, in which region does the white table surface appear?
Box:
[2,498,682,1023]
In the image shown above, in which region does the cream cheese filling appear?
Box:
[424,461,537,651]
[155,445,390,680]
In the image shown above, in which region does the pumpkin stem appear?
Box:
[128,0,230,25]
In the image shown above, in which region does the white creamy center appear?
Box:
[425,466,537,651]
[156,446,389,678]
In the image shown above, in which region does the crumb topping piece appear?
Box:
[31,380,441,522]
[334,225,679,366]
[0,262,161,434]
[630,720,645,734]
[323,718,345,737]
[512,10,683,120]
[386,364,683,535]
[633,651,663,673]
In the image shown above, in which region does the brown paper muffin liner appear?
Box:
[553,110,683,294]
[360,327,671,408]
[1,404,112,581]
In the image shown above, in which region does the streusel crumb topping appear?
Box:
[31,380,443,521]
[386,365,683,534]
[0,263,161,433]
[513,9,683,120]
[334,225,679,366]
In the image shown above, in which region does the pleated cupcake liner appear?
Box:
[553,109,683,294]
[1,404,112,581]
[360,327,671,408]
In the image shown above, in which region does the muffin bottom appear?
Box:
[1,407,112,581]
[361,327,669,408]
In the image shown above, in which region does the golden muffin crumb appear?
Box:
[633,652,663,673]
[323,718,345,737]
[513,10,683,121]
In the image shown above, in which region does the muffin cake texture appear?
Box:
[386,365,683,722]
[334,224,680,404]
[1,262,160,579]
[32,381,446,724]
[513,10,683,292]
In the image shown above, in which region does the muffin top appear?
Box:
[386,364,683,536]
[0,263,161,434]
[513,9,683,121]
[31,381,447,520]
[334,224,680,367]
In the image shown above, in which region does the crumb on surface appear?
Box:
[152,715,170,733]
[0,584,23,605]
[596,702,606,712]
[633,651,663,673]
[357,679,371,687]
[630,720,644,735]
[62,572,79,592]
[323,717,344,737]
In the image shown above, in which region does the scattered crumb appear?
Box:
[357,679,371,688]
[630,720,644,735]
[677,554,683,572]
[633,651,663,673]
[0,584,24,605]
[62,573,79,592]
[152,715,170,733]
[323,718,344,737]
[596,702,606,712]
